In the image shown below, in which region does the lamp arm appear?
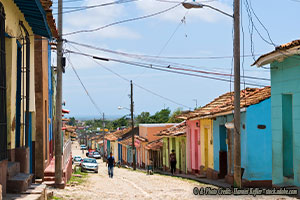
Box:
[203,4,233,18]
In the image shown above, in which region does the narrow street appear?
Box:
[49,142,298,200]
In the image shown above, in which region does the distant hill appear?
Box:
[70,115,123,121]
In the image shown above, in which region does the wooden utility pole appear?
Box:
[233,0,241,188]
[55,0,63,186]
[131,80,136,170]
[102,113,105,161]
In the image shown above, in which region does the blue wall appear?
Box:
[213,99,272,181]
[245,98,272,180]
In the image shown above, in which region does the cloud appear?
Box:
[135,0,233,23]
[63,0,141,40]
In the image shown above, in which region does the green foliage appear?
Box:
[112,116,129,129]
[68,117,76,126]
[136,108,171,124]
[136,112,151,124]
[168,108,184,123]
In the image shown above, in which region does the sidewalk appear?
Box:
[154,170,231,188]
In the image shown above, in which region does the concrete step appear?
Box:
[7,162,20,179]
[4,193,41,200]
[43,180,65,189]
[7,173,33,194]
[43,176,55,182]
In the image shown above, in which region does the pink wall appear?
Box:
[186,120,201,173]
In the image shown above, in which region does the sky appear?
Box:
[52,0,300,119]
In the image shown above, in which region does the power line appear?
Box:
[63,2,184,36]
[65,48,268,87]
[65,40,270,79]
[67,44,192,109]
[67,55,103,115]
[53,0,138,15]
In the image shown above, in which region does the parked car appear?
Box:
[87,152,94,158]
[72,155,82,165]
[80,145,87,150]
[92,151,101,159]
[80,158,98,173]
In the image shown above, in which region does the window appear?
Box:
[0,3,7,161]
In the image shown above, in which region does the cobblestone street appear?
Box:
[49,143,298,200]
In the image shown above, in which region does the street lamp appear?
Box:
[182,0,241,188]
[118,106,130,111]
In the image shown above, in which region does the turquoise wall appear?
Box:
[213,113,246,174]
[271,56,300,186]
[245,98,272,180]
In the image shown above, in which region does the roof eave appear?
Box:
[253,47,300,67]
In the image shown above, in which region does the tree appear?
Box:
[112,116,129,129]
[68,117,76,126]
[136,112,151,124]
[150,108,171,123]
[168,108,184,123]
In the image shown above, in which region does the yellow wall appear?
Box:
[200,119,214,170]
[1,0,35,149]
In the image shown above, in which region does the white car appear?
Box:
[72,156,82,165]
[80,158,98,173]
[92,152,101,159]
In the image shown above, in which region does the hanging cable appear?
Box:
[63,2,184,36]
[66,55,103,115]
[66,43,192,109]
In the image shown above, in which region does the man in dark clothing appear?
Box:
[106,152,115,178]
[169,150,177,175]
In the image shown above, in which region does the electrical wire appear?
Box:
[67,55,103,116]
[65,40,270,80]
[65,48,268,87]
[67,43,192,109]
[53,0,138,15]
[63,2,184,36]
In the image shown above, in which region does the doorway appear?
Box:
[282,94,294,179]
[219,125,227,178]
[204,128,209,169]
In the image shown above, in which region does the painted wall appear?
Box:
[200,119,214,170]
[174,136,187,173]
[213,101,272,182]
[2,0,35,154]
[186,120,201,173]
[271,57,300,186]
[245,98,272,181]
[213,113,246,174]
[139,124,175,142]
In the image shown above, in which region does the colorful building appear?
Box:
[0,0,56,196]
[182,87,272,186]
[156,122,187,173]
[254,40,300,187]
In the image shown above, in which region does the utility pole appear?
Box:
[102,113,105,162]
[193,99,198,109]
[55,0,63,187]
[233,0,241,188]
[130,80,136,170]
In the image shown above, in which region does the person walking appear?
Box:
[169,150,177,175]
[106,152,115,178]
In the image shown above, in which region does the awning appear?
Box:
[62,109,70,114]
[14,0,52,38]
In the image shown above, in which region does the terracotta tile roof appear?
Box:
[40,0,58,38]
[179,86,271,120]
[145,138,163,150]
[112,128,132,138]
[105,132,118,141]
[156,121,186,137]
[252,39,300,67]
[119,135,147,146]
